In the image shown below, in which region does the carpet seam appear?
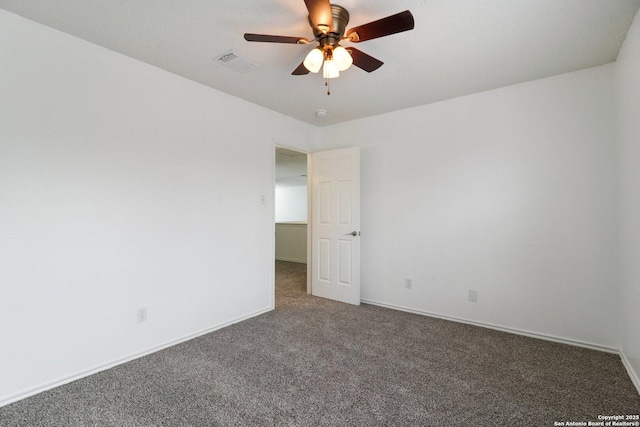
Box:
[274,257,307,264]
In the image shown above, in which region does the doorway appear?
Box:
[274,147,310,303]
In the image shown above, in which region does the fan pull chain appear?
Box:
[325,77,331,95]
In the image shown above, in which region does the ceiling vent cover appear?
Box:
[215,50,261,73]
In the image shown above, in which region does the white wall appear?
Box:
[0,10,314,405]
[275,223,307,263]
[275,185,308,223]
[616,7,640,391]
[318,65,618,350]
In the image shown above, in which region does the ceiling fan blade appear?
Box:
[346,10,414,42]
[304,0,334,32]
[346,48,384,73]
[292,61,310,75]
[244,33,309,44]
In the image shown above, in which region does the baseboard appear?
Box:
[620,350,640,395]
[275,257,307,264]
[360,299,618,354]
[0,306,274,408]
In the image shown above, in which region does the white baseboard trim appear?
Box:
[275,257,307,264]
[360,299,618,354]
[4,301,636,407]
[620,350,640,395]
[0,306,274,408]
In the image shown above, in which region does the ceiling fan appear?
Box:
[244,0,414,94]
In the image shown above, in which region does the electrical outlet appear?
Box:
[137,307,147,323]
[405,278,413,289]
[468,290,478,303]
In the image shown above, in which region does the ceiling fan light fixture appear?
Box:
[323,59,339,79]
[303,48,324,73]
[245,2,415,94]
[332,46,353,71]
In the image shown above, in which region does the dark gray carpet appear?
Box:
[1,260,639,426]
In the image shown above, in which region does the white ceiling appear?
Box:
[1,0,639,126]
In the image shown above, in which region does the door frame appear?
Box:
[273,144,313,296]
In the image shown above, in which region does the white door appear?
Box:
[311,147,360,305]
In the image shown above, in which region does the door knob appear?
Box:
[345,231,360,236]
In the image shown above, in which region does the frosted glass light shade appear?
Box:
[303,48,323,73]
[333,46,353,71]
[323,60,339,78]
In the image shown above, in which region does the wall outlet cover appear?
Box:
[468,290,478,303]
[137,307,147,323]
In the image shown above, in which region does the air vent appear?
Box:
[215,50,261,73]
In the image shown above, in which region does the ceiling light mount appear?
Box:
[310,5,350,41]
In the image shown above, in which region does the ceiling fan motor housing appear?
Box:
[311,4,350,48]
